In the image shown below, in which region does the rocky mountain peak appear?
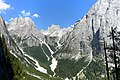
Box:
[55,0,120,60]
[8,17,36,31]
[6,17,45,47]
[7,17,38,35]
[12,17,34,26]
[41,24,73,38]
[1,1,120,79]
[48,24,61,31]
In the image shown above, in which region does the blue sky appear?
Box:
[0,0,97,30]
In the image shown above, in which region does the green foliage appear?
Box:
[106,27,120,80]
[0,35,62,80]
[84,56,106,80]
[1,35,27,80]
[23,45,54,75]
[42,43,51,57]
[55,57,88,79]
[0,34,108,80]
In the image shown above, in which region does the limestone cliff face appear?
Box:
[55,0,120,59]
[41,24,73,38]
[41,24,73,50]
[0,0,120,79]
[7,17,45,47]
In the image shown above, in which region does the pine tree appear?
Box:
[0,35,14,80]
[0,35,27,80]
[105,27,120,80]
[104,39,109,80]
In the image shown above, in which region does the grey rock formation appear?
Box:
[0,0,120,79]
[8,17,45,47]
[41,24,73,38]
[40,24,73,50]
[55,0,120,59]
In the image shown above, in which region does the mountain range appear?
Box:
[0,0,120,80]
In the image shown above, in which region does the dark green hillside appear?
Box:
[0,35,25,80]
[0,35,62,80]
[55,57,89,79]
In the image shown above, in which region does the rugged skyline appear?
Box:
[0,0,96,30]
[0,0,120,80]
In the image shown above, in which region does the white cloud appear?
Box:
[20,10,31,17]
[19,10,40,18]
[71,25,74,27]
[32,13,40,18]
[9,17,14,21]
[0,0,11,13]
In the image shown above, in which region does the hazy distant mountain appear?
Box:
[41,24,72,38]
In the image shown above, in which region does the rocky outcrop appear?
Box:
[55,0,120,59]
[40,24,73,50]
[7,17,45,47]
[41,24,73,38]
[0,0,120,79]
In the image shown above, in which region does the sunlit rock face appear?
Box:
[55,0,120,59]
[41,24,73,38]
[7,17,45,47]
[0,0,120,79]
[40,24,73,50]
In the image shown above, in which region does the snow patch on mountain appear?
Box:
[65,78,69,80]
[18,46,47,74]
[26,71,42,79]
[10,51,18,58]
[50,56,58,75]
[43,41,54,54]
[24,53,47,74]
[42,41,58,75]
[41,46,50,61]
